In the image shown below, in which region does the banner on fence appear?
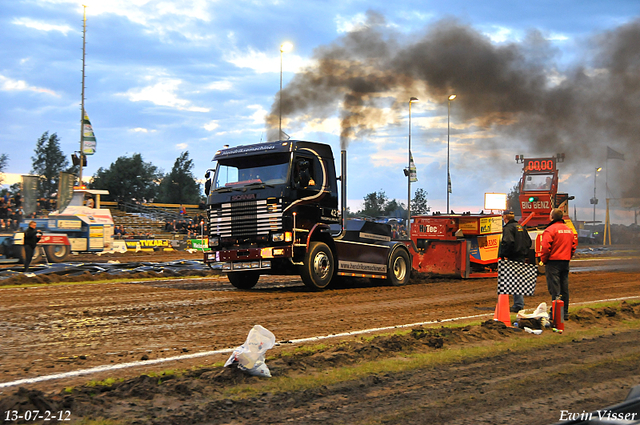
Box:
[188,238,211,251]
[123,239,174,252]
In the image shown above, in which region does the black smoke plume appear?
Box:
[267,12,640,196]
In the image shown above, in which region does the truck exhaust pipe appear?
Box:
[341,149,347,233]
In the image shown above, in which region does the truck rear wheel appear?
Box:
[227,271,260,290]
[300,241,334,291]
[45,245,70,263]
[387,248,410,286]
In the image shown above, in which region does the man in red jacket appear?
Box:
[541,208,578,318]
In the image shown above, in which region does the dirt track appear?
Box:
[1,248,640,424]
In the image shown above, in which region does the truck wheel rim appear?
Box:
[393,256,407,281]
[313,252,330,280]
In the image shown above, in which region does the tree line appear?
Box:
[0,131,202,204]
[1,131,433,212]
[352,188,430,220]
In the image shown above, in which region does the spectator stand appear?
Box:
[104,201,207,243]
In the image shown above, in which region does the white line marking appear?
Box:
[1,295,639,390]
[0,348,235,389]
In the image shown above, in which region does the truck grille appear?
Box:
[209,200,283,238]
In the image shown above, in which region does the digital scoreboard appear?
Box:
[524,158,556,172]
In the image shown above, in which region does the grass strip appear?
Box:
[221,318,640,400]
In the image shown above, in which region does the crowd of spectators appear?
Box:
[0,191,58,230]
[164,213,208,239]
[36,197,56,215]
[111,213,208,241]
[0,192,24,232]
[390,222,408,239]
[113,224,156,239]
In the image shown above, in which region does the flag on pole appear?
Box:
[447,173,452,193]
[409,151,418,182]
[82,111,97,155]
[607,146,624,161]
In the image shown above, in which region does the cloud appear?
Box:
[129,127,156,133]
[483,25,518,43]
[247,105,267,125]
[0,75,59,96]
[225,47,306,74]
[203,120,219,131]
[335,12,396,34]
[39,0,213,38]
[547,32,569,41]
[119,77,209,112]
[206,81,233,91]
[11,17,74,35]
[335,13,370,33]
[224,48,273,74]
[176,143,188,149]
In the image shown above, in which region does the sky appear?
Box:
[1,0,640,224]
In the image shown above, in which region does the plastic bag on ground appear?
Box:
[516,302,551,329]
[516,302,549,320]
[224,325,276,377]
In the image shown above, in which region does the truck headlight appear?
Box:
[272,232,292,242]
[209,236,219,247]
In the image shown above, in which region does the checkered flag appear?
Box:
[497,258,537,296]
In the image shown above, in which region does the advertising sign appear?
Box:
[188,239,211,251]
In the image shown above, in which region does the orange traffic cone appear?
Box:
[493,294,511,327]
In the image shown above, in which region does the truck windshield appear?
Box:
[523,173,553,191]
[214,153,290,189]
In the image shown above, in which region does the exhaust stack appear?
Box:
[341,149,347,233]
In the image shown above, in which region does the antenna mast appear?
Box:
[79,5,87,185]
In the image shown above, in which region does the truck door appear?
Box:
[291,156,324,225]
[293,156,321,191]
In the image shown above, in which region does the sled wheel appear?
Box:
[45,245,70,263]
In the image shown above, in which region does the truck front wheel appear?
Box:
[300,241,334,291]
[387,248,410,286]
[13,246,44,264]
[227,271,260,290]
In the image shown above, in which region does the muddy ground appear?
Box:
[1,247,640,424]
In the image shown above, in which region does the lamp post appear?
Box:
[407,97,419,236]
[446,94,457,213]
[592,166,602,224]
[279,42,293,140]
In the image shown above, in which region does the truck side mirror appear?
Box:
[204,170,212,195]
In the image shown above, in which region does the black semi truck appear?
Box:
[203,140,411,290]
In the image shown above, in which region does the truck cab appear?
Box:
[515,155,577,259]
[204,140,410,290]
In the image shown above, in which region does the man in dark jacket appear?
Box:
[498,210,532,312]
[541,208,578,318]
[23,220,42,273]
